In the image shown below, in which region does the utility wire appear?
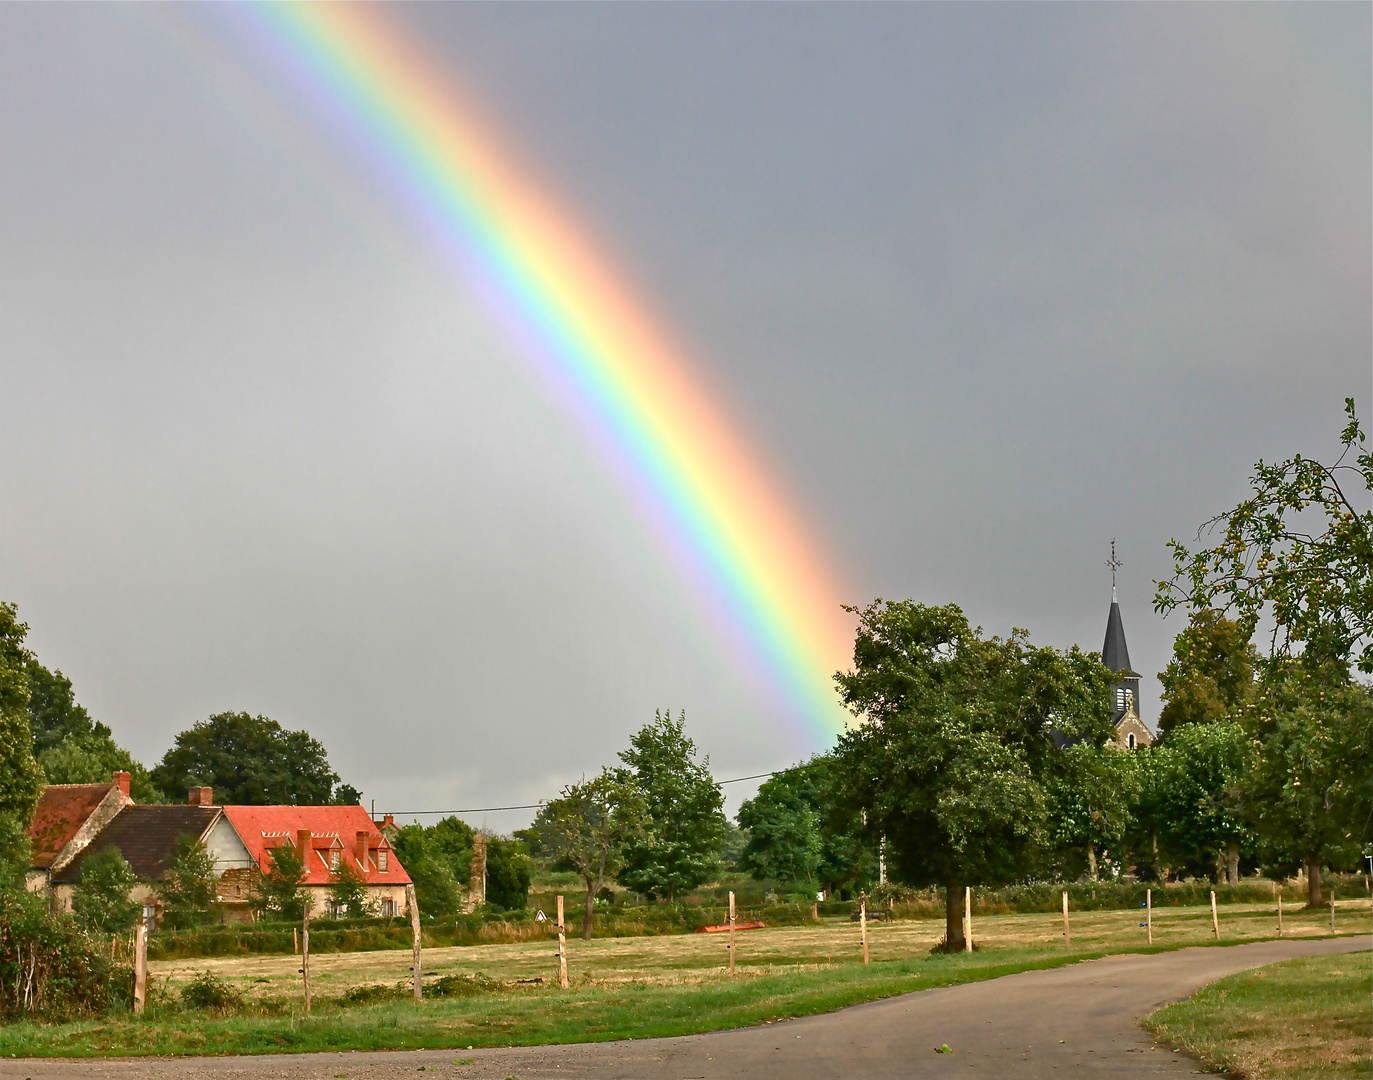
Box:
[380,770,781,817]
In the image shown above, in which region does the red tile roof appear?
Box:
[220,805,410,886]
[27,783,122,868]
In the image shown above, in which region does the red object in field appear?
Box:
[697,920,766,934]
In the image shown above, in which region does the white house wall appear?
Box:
[204,814,255,875]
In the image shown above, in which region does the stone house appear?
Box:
[25,771,134,894]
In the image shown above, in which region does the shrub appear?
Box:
[430,972,499,997]
[71,847,140,935]
[0,887,125,1019]
[179,970,245,1011]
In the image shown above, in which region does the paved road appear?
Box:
[4,937,1365,1080]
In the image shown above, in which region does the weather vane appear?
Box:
[1106,539,1123,600]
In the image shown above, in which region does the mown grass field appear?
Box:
[1146,951,1373,1079]
[0,896,1364,1058]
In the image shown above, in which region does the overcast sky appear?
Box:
[0,3,1367,827]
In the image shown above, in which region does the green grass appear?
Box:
[1146,952,1373,1079]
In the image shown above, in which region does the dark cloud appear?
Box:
[0,4,1367,823]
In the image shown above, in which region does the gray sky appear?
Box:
[0,3,1367,827]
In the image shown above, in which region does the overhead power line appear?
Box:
[379,770,781,817]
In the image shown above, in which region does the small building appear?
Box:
[25,771,134,894]
[220,804,410,918]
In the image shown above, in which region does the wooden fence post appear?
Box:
[728,891,736,975]
[1062,891,1071,948]
[132,916,148,1015]
[963,886,972,953]
[293,926,298,955]
[1276,884,1283,936]
[1330,889,1336,935]
[1209,890,1219,940]
[1146,888,1152,945]
[301,901,312,1014]
[556,895,569,989]
[860,897,869,964]
[407,884,422,1002]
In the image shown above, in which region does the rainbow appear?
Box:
[236,3,853,744]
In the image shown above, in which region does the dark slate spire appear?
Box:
[1102,600,1138,677]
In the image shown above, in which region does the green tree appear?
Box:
[0,604,45,866]
[617,710,726,901]
[1156,611,1259,738]
[1157,398,1373,673]
[1136,722,1251,883]
[1239,665,1372,906]
[254,841,307,921]
[484,836,532,911]
[327,860,375,918]
[156,835,219,928]
[388,824,462,916]
[831,601,1120,949]
[71,847,141,935]
[152,712,346,805]
[1044,741,1142,881]
[737,767,823,885]
[536,769,647,938]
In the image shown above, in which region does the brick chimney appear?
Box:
[297,829,312,860]
[356,831,369,870]
[187,786,214,806]
[112,771,131,798]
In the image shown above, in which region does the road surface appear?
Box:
[2,936,1365,1079]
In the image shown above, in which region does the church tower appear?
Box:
[1103,542,1152,749]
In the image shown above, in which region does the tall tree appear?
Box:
[484,836,532,911]
[536,769,646,938]
[152,712,345,805]
[616,710,726,901]
[0,604,45,851]
[1156,610,1258,738]
[737,767,823,885]
[832,601,1119,949]
[1239,664,1372,906]
[1157,398,1373,673]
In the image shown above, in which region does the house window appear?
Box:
[378,849,388,872]
[329,849,340,872]
[379,898,396,918]
[1127,732,1136,749]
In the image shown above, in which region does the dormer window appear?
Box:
[378,849,388,872]
[329,849,340,872]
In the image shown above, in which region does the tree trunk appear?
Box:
[583,879,596,940]
[1227,842,1240,885]
[1086,843,1098,882]
[1306,861,1322,908]
[944,882,965,951]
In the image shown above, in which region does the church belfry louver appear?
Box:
[1103,542,1152,749]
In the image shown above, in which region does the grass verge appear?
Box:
[1145,952,1373,1079]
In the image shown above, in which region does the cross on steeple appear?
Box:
[1105,539,1123,601]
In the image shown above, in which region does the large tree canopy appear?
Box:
[616,710,726,900]
[831,600,1121,948]
[1157,399,1373,673]
[151,711,346,805]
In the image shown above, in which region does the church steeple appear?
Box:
[1101,541,1151,749]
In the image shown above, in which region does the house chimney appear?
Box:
[383,814,394,829]
[356,831,369,870]
[112,771,131,798]
[297,829,312,860]
[187,786,213,806]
